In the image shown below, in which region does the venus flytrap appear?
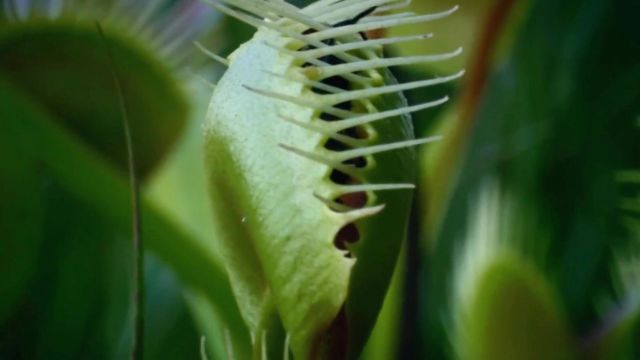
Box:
[202,0,462,358]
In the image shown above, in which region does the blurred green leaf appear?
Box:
[360,248,405,360]
[590,212,640,359]
[588,299,640,360]
[456,256,575,360]
[0,118,44,327]
[0,23,248,358]
[425,0,640,355]
[0,20,188,177]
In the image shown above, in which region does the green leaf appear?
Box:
[588,299,640,360]
[591,214,640,359]
[360,248,406,360]
[425,0,640,354]
[0,119,44,327]
[455,255,575,360]
[0,72,249,358]
[444,181,574,359]
[0,20,189,177]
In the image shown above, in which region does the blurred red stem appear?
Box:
[427,0,517,234]
[459,0,516,123]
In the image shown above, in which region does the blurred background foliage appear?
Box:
[0,0,638,359]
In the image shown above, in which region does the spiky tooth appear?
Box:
[340,204,387,222]
[262,0,329,29]
[244,85,358,119]
[262,43,372,86]
[297,33,433,60]
[376,0,412,12]
[243,85,320,109]
[313,47,463,79]
[310,0,409,18]
[337,183,415,194]
[205,1,371,68]
[308,5,459,41]
[188,70,217,90]
[301,0,342,14]
[335,136,442,161]
[194,41,229,66]
[313,193,355,212]
[312,0,399,22]
[205,1,312,47]
[279,115,364,148]
[330,96,450,131]
[263,70,345,94]
[321,70,465,105]
[359,12,416,23]
[218,0,279,22]
[223,0,328,30]
[316,193,380,214]
[204,1,263,28]
[285,124,366,149]
[278,144,362,177]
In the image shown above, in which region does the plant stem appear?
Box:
[96,22,145,360]
[425,0,518,241]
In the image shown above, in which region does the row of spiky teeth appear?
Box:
[202,0,463,221]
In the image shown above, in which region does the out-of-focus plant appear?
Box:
[422,0,640,359]
[0,1,247,358]
[452,181,574,360]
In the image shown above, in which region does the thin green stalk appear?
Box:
[96,22,144,360]
[425,0,518,241]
